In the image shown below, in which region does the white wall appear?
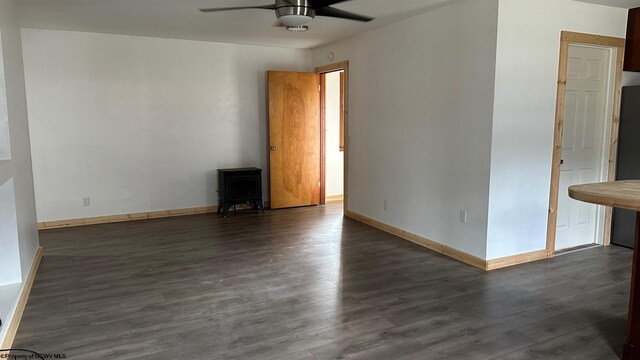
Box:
[325,71,343,197]
[0,0,39,344]
[486,0,629,259]
[0,179,20,285]
[0,33,9,160]
[311,0,499,259]
[21,29,310,222]
[18,0,632,265]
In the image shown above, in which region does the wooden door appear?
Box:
[268,71,320,209]
[555,45,612,250]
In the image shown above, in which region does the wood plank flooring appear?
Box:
[12,203,632,359]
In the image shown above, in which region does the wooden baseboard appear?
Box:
[38,206,216,230]
[37,201,271,230]
[345,210,549,271]
[485,249,549,271]
[326,195,344,202]
[1,247,42,349]
[345,210,487,270]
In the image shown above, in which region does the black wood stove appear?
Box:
[217,167,265,218]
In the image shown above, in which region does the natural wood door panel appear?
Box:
[268,71,320,209]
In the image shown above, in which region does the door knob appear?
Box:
[270,146,277,151]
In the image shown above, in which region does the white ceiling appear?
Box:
[17,0,640,49]
[17,0,461,49]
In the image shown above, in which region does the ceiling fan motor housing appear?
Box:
[198,0,374,27]
[275,0,315,26]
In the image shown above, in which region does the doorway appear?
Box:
[317,61,349,211]
[546,32,625,255]
[320,70,345,205]
[266,61,350,212]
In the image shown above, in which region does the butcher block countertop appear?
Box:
[569,180,640,212]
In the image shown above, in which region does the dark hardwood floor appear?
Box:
[13,203,631,359]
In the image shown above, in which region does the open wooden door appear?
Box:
[268,71,320,209]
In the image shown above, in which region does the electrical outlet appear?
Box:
[383,200,388,211]
[459,210,468,224]
[83,197,90,207]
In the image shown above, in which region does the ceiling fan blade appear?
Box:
[315,7,374,22]
[199,4,276,13]
[308,0,351,8]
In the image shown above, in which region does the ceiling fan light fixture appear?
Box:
[278,14,313,26]
[286,25,309,32]
[199,0,375,29]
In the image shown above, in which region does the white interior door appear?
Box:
[555,45,612,251]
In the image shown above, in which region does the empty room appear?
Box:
[3,0,640,359]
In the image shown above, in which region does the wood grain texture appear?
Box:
[1,247,42,349]
[11,203,632,359]
[623,212,640,359]
[605,44,626,246]
[571,182,640,359]
[546,31,625,255]
[38,206,216,230]
[562,31,626,48]
[569,180,640,212]
[346,210,487,270]
[339,71,345,152]
[315,61,349,75]
[485,250,549,271]
[268,71,321,209]
[546,34,570,257]
[347,210,549,271]
[320,73,326,205]
[38,203,273,230]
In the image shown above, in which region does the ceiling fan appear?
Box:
[199,0,374,32]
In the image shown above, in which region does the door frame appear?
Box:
[545,31,625,256]
[315,61,349,212]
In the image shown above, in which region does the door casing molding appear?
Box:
[316,61,349,213]
[546,31,625,256]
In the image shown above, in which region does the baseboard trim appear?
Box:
[38,201,269,230]
[38,206,216,230]
[1,247,42,349]
[345,210,550,271]
[326,195,344,202]
[38,202,271,230]
[345,210,486,270]
[485,250,549,271]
